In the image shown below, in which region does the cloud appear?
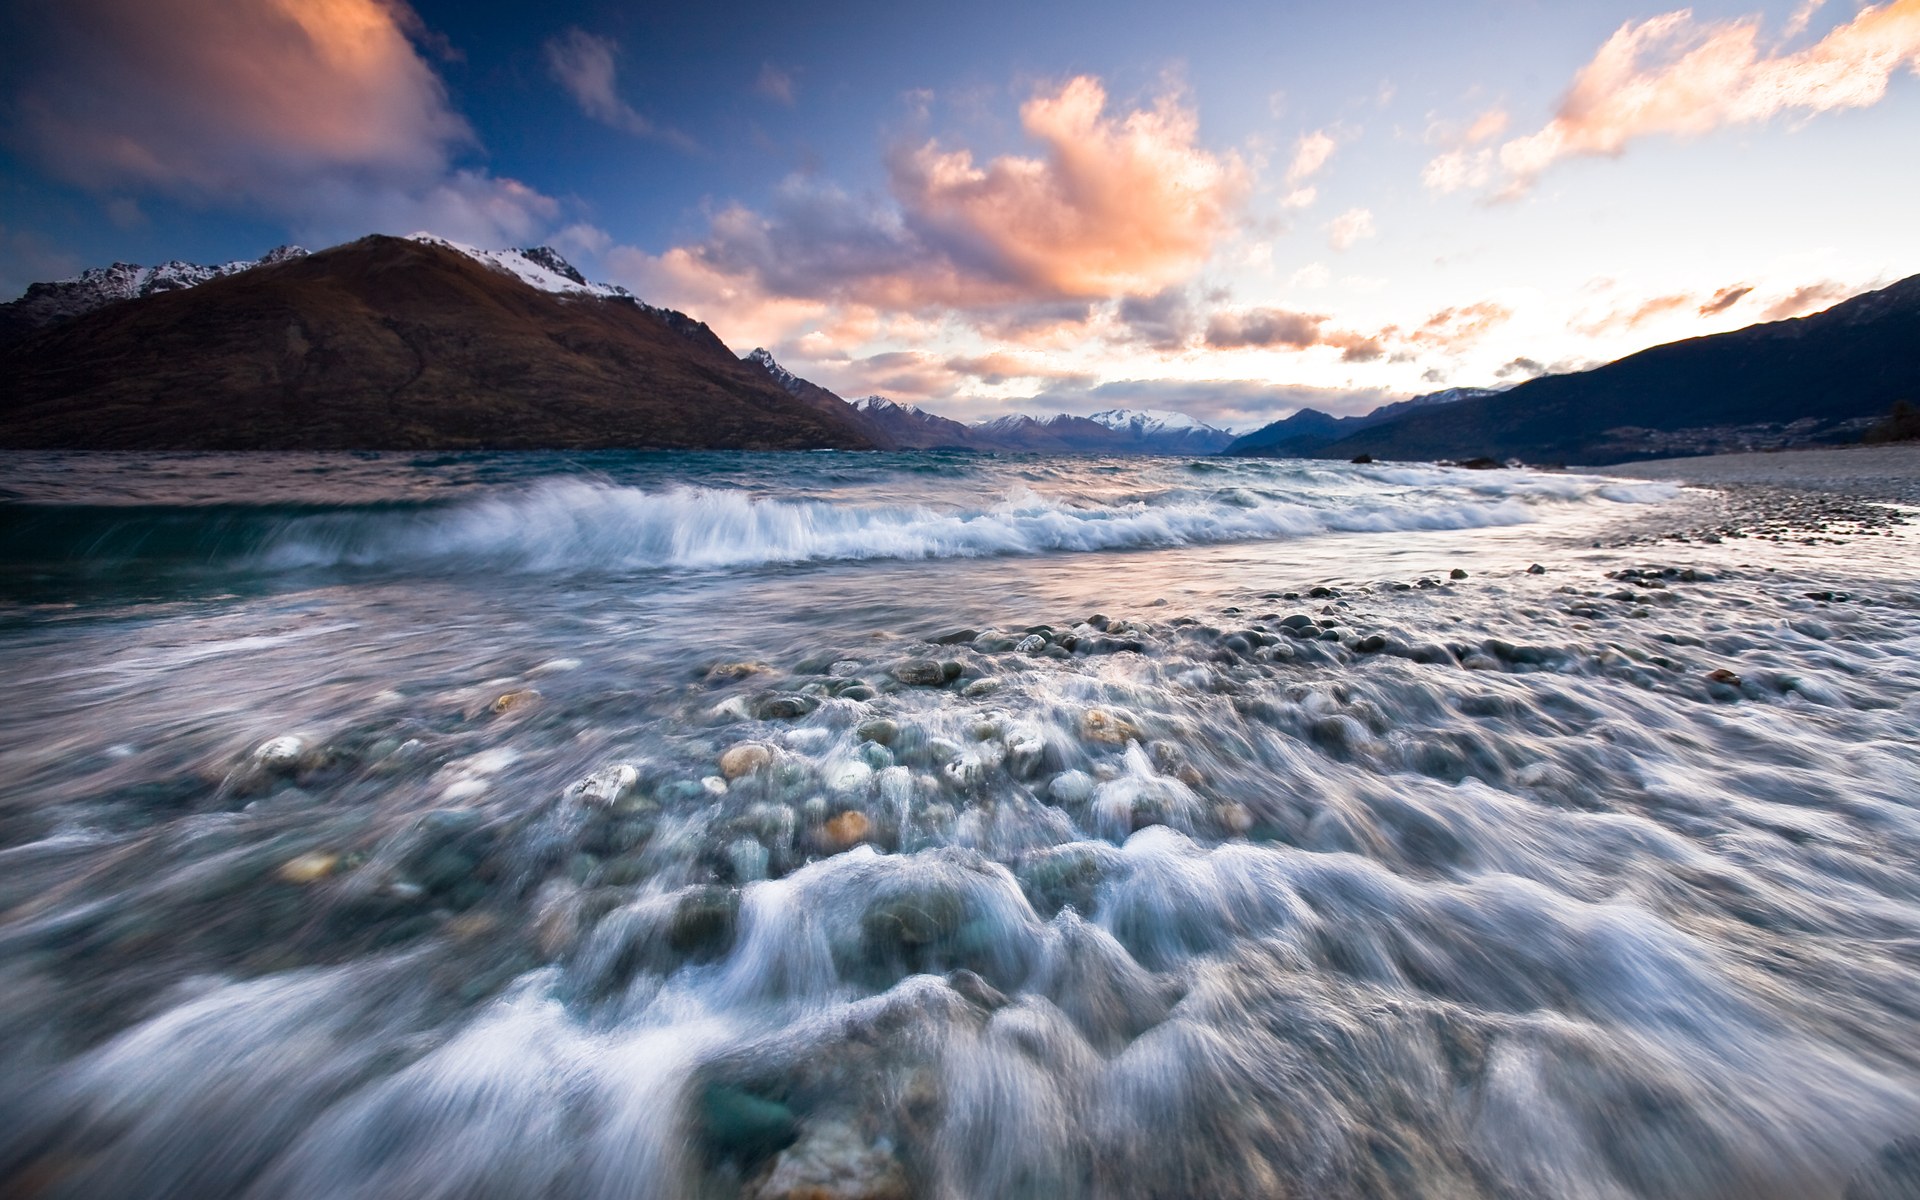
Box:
[1698,284,1753,315]
[1492,2,1920,194]
[6,0,560,246]
[1116,287,1198,351]
[1286,130,1337,185]
[1496,357,1549,380]
[1573,292,1695,335]
[1202,298,1508,363]
[1326,207,1376,251]
[1408,301,1512,350]
[1760,279,1859,320]
[890,76,1250,298]
[545,28,693,148]
[617,75,1249,351]
[1420,106,1508,194]
[756,64,797,106]
[1204,308,1327,349]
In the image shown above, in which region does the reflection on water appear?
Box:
[2,451,1917,1199]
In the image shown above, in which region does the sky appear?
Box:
[2,0,1917,430]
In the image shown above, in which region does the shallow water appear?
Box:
[2,451,1917,1200]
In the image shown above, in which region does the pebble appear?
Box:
[747,1118,910,1200]
[571,763,640,806]
[890,659,946,687]
[823,810,872,849]
[490,688,539,714]
[961,677,1001,698]
[254,735,307,772]
[1450,568,1469,580]
[1527,564,1547,575]
[756,695,817,720]
[1014,633,1048,654]
[1080,708,1143,745]
[829,761,875,794]
[856,718,899,746]
[720,743,775,780]
[277,852,338,884]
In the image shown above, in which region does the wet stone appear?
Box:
[889,659,946,687]
[856,718,899,746]
[721,743,775,780]
[755,695,818,720]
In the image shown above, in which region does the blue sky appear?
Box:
[4,0,1917,427]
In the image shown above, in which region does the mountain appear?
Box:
[0,245,311,344]
[0,235,880,451]
[968,409,1233,454]
[1224,386,1499,458]
[849,395,975,449]
[1312,277,1920,465]
[1087,408,1235,453]
[742,347,900,448]
[967,412,1120,453]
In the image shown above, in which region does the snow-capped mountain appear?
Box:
[403,235,635,302]
[1085,408,1235,452]
[852,395,926,417]
[852,394,976,448]
[3,233,882,451]
[3,237,642,344]
[1088,408,1205,434]
[1,245,309,336]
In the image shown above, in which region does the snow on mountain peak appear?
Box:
[852,395,923,416]
[745,348,805,394]
[4,244,311,329]
[404,234,634,302]
[1088,408,1214,435]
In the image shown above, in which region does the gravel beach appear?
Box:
[1602,443,1920,505]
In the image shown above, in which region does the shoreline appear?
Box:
[1596,442,1920,506]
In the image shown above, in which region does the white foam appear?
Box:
[253,474,1656,574]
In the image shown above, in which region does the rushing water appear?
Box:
[1,451,1917,1200]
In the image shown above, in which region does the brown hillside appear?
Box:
[0,235,879,451]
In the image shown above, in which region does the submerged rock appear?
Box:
[721,743,775,780]
[890,659,946,687]
[1080,708,1143,746]
[747,1118,910,1200]
[824,810,873,850]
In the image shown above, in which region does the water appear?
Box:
[2,450,1917,1200]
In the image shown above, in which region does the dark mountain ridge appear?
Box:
[1307,277,1920,465]
[1,236,881,451]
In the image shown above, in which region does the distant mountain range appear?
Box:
[742,350,1238,454]
[4,233,1912,461]
[1224,387,1505,458]
[1231,278,1920,465]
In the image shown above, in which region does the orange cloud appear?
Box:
[610,76,1247,356]
[1761,279,1861,319]
[891,76,1249,298]
[1489,1,1920,193]
[1698,284,1753,315]
[9,0,557,244]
